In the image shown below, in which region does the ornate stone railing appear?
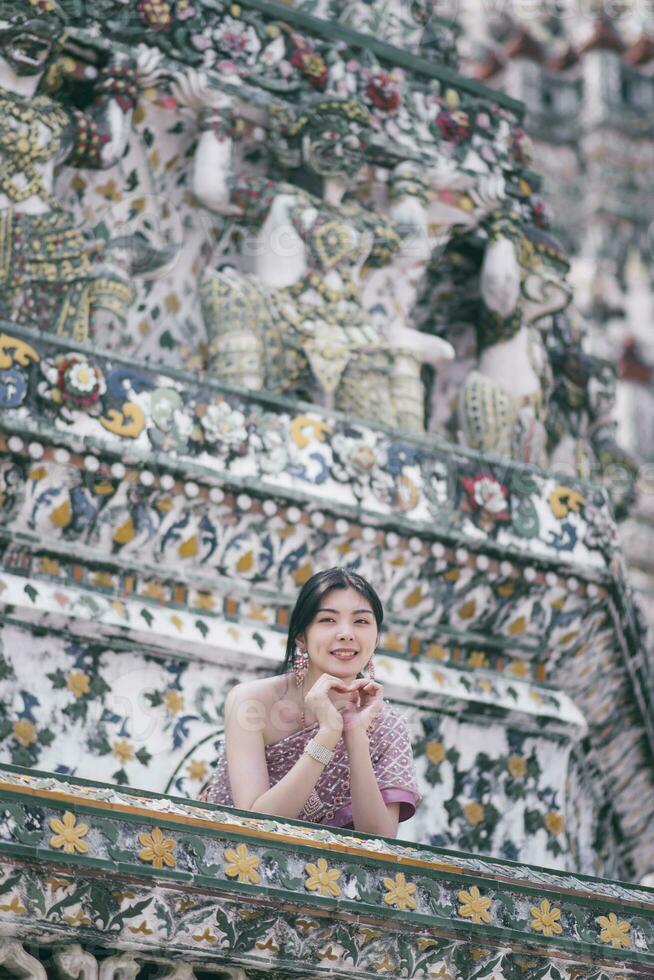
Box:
[0,766,653,978]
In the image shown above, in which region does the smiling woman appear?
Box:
[200,568,420,837]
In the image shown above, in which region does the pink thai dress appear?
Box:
[199,702,420,828]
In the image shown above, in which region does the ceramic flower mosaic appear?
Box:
[0,768,651,977]
[0,0,649,975]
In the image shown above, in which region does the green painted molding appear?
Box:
[235,0,523,114]
[64,0,521,114]
[0,764,653,973]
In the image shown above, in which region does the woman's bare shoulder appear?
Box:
[226,674,290,705]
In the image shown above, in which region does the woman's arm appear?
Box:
[344,727,400,837]
[224,678,344,820]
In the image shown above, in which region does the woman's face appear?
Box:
[299,586,377,679]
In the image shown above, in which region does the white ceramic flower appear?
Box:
[473,476,507,515]
[172,409,194,440]
[67,361,99,394]
[213,17,261,63]
[201,401,247,445]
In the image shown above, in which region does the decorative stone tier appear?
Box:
[0,766,653,979]
[0,326,651,881]
[64,0,503,111]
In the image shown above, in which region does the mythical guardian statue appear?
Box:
[0,2,157,341]
[178,71,452,430]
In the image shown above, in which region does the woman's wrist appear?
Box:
[343,725,370,749]
[316,725,341,749]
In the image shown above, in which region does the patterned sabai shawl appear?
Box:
[199,702,420,828]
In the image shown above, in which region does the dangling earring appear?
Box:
[293,645,309,687]
[366,657,376,680]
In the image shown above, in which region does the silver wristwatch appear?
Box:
[304,738,334,766]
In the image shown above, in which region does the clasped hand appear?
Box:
[304,673,384,736]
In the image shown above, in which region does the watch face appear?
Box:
[0,20,55,77]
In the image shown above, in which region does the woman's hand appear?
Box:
[304,673,356,737]
[341,679,384,734]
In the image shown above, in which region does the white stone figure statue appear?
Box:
[0,6,160,341]
[377,155,510,439]
[53,945,99,980]
[459,215,552,466]
[363,156,511,431]
[363,160,455,430]
[175,68,450,431]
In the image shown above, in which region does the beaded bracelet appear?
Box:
[304,738,334,767]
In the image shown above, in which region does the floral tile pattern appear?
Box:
[0,768,652,978]
[0,0,647,974]
[0,618,597,873]
[0,327,650,877]
[0,329,620,571]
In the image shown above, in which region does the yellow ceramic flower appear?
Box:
[426,740,446,765]
[545,811,565,836]
[507,755,527,779]
[467,651,487,668]
[39,556,60,575]
[383,872,417,911]
[138,827,177,869]
[186,759,208,782]
[426,643,448,661]
[224,842,261,884]
[305,857,342,898]
[49,811,89,855]
[66,670,91,699]
[597,912,631,949]
[142,581,166,600]
[458,885,492,924]
[464,801,485,826]
[13,719,37,748]
[164,690,184,715]
[193,592,215,611]
[0,896,26,914]
[530,899,563,937]
[549,486,586,519]
[113,738,135,765]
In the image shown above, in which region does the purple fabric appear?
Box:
[199,702,421,828]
